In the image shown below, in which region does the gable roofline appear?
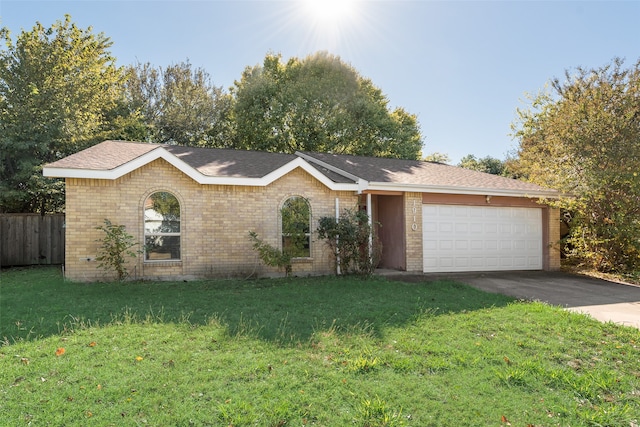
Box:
[43,144,359,191]
[295,151,368,193]
[43,140,560,198]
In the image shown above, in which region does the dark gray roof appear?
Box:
[45,140,557,195]
[300,151,551,193]
[45,140,158,170]
[45,140,298,179]
[164,145,297,178]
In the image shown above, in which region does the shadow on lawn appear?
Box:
[1,267,515,345]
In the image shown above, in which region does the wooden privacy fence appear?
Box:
[0,214,65,267]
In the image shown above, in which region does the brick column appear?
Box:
[404,192,423,272]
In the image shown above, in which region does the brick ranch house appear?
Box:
[43,140,561,281]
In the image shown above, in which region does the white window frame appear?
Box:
[144,191,181,262]
[281,196,311,259]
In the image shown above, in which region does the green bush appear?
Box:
[317,207,381,276]
[248,231,293,277]
[95,219,140,281]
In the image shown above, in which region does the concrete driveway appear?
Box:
[383,270,640,329]
[429,271,640,329]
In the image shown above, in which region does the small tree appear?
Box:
[248,231,293,277]
[95,219,140,281]
[317,208,381,276]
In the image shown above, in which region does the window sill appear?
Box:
[291,257,313,264]
[144,260,182,266]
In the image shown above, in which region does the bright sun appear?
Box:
[302,0,357,25]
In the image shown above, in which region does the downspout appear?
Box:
[367,193,373,264]
[335,197,341,275]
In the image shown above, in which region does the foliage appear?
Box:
[249,198,311,275]
[147,191,180,224]
[2,267,640,426]
[95,219,140,281]
[248,231,293,276]
[124,61,228,146]
[512,58,640,272]
[281,196,311,258]
[0,15,127,213]
[423,151,451,164]
[231,52,423,159]
[317,207,381,276]
[457,154,506,175]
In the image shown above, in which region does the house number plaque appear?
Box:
[411,200,418,231]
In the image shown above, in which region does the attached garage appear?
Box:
[423,204,543,273]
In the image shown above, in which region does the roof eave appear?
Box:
[43,148,360,192]
[295,151,362,182]
[366,182,561,199]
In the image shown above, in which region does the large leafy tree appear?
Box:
[124,61,228,146]
[0,15,126,213]
[513,58,640,272]
[457,154,506,176]
[231,52,423,159]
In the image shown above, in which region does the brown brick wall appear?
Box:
[64,159,358,281]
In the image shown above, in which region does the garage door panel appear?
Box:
[439,223,453,233]
[470,257,484,268]
[439,240,453,250]
[424,240,437,250]
[454,206,469,217]
[423,205,542,272]
[485,223,498,234]
[455,240,468,250]
[485,257,500,268]
[440,257,455,268]
[456,223,468,233]
[500,258,514,268]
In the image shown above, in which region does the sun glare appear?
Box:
[296,0,361,50]
[302,0,357,25]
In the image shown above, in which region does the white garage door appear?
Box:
[423,205,542,273]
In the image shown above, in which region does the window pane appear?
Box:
[283,235,310,258]
[145,192,180,233]
[282,197,310,234]
[282,196,310,257]
[145,235,181,260]
[144,192,181,261]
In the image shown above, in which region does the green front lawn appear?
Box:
[1,267,639,426]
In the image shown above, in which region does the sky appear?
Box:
[1,0,639,163]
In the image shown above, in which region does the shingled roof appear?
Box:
[46,140,159,171]
[297,151,552,195]
[45,140,299,178]
[44,140,558,197]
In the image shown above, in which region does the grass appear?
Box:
[1,267,639,426]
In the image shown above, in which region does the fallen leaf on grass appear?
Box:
[501,415,512,425]
[55,348,65,357]
[135,356,143,362]
[88,341,97,347]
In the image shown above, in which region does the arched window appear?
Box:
[144,192,181,261]
[281,196,311,258]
